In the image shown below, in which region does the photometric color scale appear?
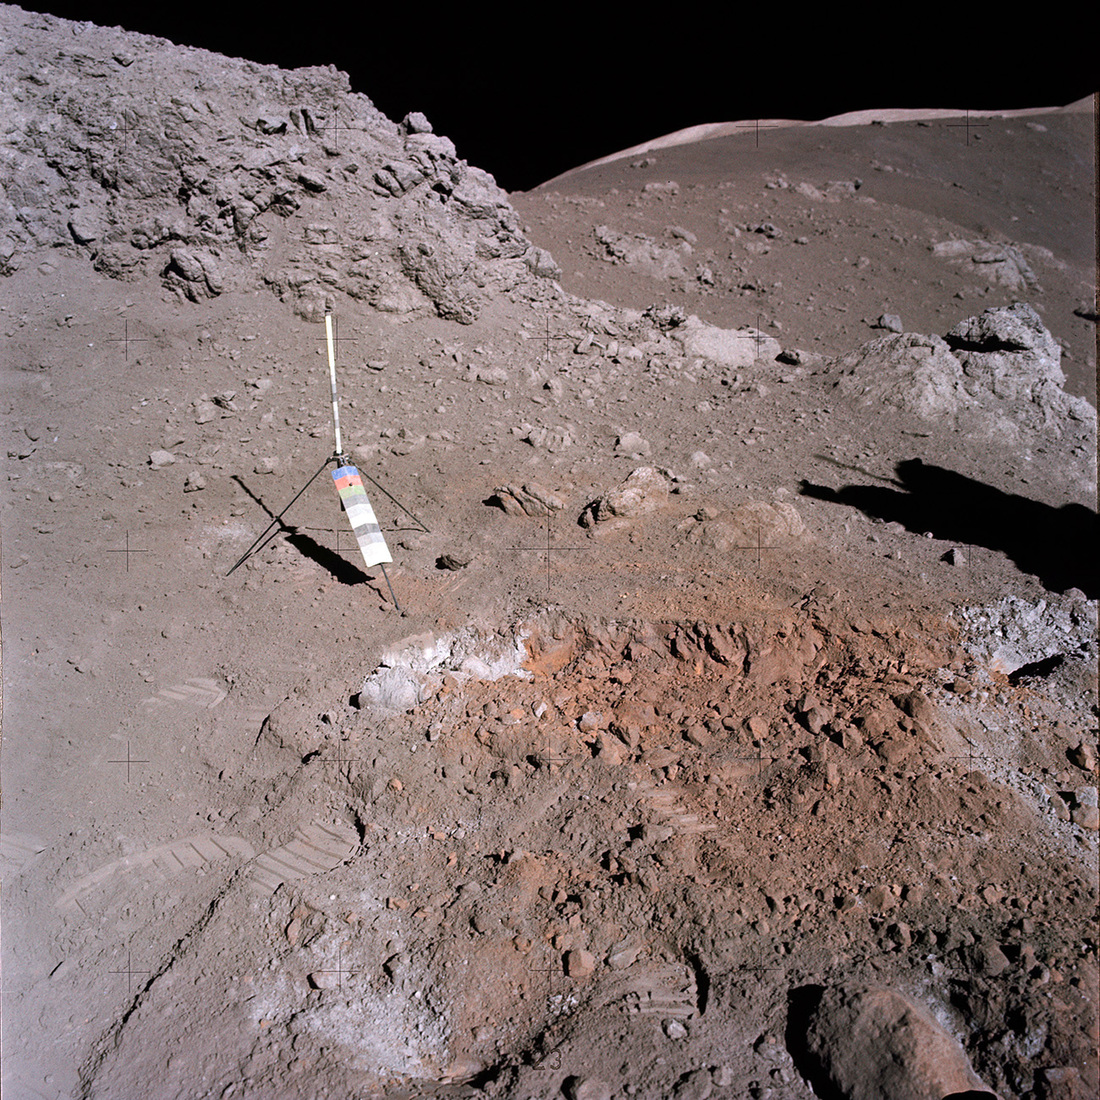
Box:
[331,464,392,570]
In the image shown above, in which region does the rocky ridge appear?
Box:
[0,5,557,322]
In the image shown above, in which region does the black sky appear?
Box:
[23,2,1098,193]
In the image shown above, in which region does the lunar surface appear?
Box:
[0,6,1096,1099]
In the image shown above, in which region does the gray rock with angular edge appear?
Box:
[825,332,972,419]
[946,302,1094,439]
[402,111,433,134]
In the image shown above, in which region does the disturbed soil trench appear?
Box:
[65,604,1098,1099]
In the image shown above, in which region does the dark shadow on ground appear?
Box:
[800,458,1098,599]
[231,475,367,585]
[784,985,844,1100]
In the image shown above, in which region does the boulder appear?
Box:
[804,985,1003,1100]
[824,332,972,419]
[587,467,672,524]
[593,224,689,279]
[614,431,652,458]
[691,501,805,552]
[945,303,1095,444]
[671,314,781,367]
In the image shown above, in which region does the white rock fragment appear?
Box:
[614,431,652,458]
[671,314,781,367]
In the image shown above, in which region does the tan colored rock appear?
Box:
[593,466,671,522]
[492,481,564,517]
[566,1078,612,1100]
[565,948,596,978]
[1068,741,1097,772]
[805,985,1003,1100]
[691,500,805,553]
[896,689,935,729]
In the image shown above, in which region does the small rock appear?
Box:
[753,221,782,239]
[470,364,508,385]
[148,450,175,469]
[887,921,912,948]
[565,1079,612,1100]
[492,482,565,517]
[838,725,863,753]
[607,940,642,970]
[777,347,820,366]
[307,971,340,990]
[403,111,433,134]
[684,723,710,748]
[673,1067,714,1100]
[1068,742,1097,772]
[874,313,904,332]
[941,547,967,566]
[255,113,287,135]
[972,941,1011,976]
[183,471,206,492]
[471,907,500,934]
[664,1018,689,1039]
[1037,1066,1090,1100]
[588,467,671,524]
[615,431,652,458]
[565,949,596,978]
[436,554,470,570]
[193,399,218,424]
[801,705,832,735]
[865,885,894,912]
[297,169,327,193]
[68,211,100,244]
[596,731,626,765]
[1071,803,1099,830]
[692,501,805,551]
[896,690,934,727]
